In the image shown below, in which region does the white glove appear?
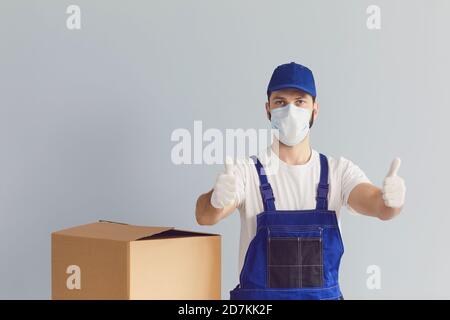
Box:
[382,158,406,208]
[210,156,237,209]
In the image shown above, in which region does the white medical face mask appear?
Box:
[270,103,312,146]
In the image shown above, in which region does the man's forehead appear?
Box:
[270,88,309,99]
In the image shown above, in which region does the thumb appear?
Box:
[225,156,235,175]
[386,157,401,177]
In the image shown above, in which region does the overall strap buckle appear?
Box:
[260,183,274,201]
[316,183,329,199]
[316,153,330,210]
[252,155,276,211]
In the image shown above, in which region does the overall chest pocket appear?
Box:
[267,226,323,289]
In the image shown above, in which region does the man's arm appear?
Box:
[347,158,406,221]
[348,183,402,220]
[195,189,236,225]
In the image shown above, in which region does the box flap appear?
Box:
[173,228,221,237]
[137,229,220,240]
[52,220,174,242]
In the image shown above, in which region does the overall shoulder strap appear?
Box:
[250,155,276,211]
[316,153,330,210]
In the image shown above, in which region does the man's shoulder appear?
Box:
[316,151,354,172]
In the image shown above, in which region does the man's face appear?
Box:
[265,88,318,125]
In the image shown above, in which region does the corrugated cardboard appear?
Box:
[51,220,221,300]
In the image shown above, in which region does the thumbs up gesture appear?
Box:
[210,156,238,209]
[382,158,406,208]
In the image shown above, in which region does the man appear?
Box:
[195,62,406,300]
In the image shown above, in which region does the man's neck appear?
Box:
[271,135,312,165]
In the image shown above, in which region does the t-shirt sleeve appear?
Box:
[340,157,371,213]
[234,160,247,210]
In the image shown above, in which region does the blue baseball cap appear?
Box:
[267,62,316,98]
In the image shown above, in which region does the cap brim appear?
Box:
[267,84,316,97]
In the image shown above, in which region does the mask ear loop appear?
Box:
[309,109,315,128]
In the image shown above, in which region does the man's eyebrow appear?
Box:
[272,96,287,100]
[272,95,307,100]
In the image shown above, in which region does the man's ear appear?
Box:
[265,101,271,121]
[313,101,319,120]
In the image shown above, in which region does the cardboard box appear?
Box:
[51,220,221,299]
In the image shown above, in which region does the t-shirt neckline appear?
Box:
[262,146,318,174]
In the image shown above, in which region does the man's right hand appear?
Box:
[210,156,237,209]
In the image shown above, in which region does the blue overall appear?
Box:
[230,153,344,300]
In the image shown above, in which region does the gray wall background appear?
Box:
[1,0,449,299]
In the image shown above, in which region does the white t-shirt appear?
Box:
[233,146,371,277]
